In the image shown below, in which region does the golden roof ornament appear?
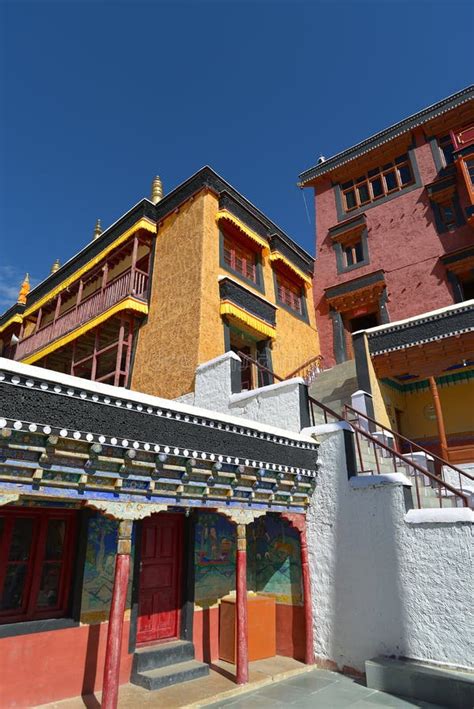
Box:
[93,218,103,240]
[17,273,30,304]
[151,175,163,204]
[50,258,61,274]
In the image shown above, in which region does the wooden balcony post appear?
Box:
[76,280,84,312]
[54,293,62,323]
[114,318,126,386]
[429,376,449,461]
[131,236,139,293]
[101,263,109,291]
[34,308,43,334]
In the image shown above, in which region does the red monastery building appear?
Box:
[300,85,474,367]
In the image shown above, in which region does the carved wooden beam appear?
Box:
[85,500,168,520]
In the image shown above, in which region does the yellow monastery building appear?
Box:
[0,167,320,398]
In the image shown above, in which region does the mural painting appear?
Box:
[80,513,133,623]
[194,512,236,606]
[248,514,303,605]
[193,512,302,608]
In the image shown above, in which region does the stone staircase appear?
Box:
[131,639,209,691]
[311,398,469,508]
[354,436,461,508]
[309,359,358,415]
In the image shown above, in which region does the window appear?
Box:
[438,135,455,167]
[343,240,364,268]
[341,154,415,212]
[460,273,474,301]
[438,200,456,229]
[275,271,303,315]
[466,158,474,187]
[223,234,258,284]
[0,508,77,623]
[431,193,463,234]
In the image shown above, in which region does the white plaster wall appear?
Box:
[308,426,473,673]
[192,352,305,432]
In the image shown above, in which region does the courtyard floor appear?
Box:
[39,656,444,708]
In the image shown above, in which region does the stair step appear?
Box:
[132,640,195,672]
[131,659,210,691]
[366,657,474,708]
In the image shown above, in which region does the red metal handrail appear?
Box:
[343,403,474,494]
[233,352,470,508]
[285,354,325,383]
[307,396,470,509]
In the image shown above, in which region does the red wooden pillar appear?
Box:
[236,522,248,684]
[101,519,132,709]
[281,513,314,665]
[300,524,314,664]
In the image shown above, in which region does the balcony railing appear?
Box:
[15,269,148,361]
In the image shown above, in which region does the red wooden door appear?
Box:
[137,513,183,644]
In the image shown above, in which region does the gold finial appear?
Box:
[93,218,103,240]
[151,176,163,204]
[50,258,61,274]
[18,273,30,304]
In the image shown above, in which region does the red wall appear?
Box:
[193,603,305,663]
[312,127,473,366]
[0,621,133,708]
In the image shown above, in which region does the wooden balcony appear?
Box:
[15,269,149,361]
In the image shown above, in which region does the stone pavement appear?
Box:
[203,668,445,708]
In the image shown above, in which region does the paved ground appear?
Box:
[39,659,445,708]
[203,668,444,709]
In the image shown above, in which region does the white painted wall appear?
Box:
[307,425,473,672]
[191,352,306,432]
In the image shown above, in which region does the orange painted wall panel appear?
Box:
[0,621,132,708]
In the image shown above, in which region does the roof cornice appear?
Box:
[299,85,474,186]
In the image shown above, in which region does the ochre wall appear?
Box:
[131,189,320,398]
[199,190,320,380]
[0,621,132,707]
[312,126,474,367]
[380,378,474,446]
[398,380,474,441]
[131,195,206,399]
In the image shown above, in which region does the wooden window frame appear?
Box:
[437,134,455,167]
[341,154,415,213]
[0,508,77,624]
[343,240,364,268]
[222,233,259,286]
[275,270,304,316]
[438,199,457,230]
[460,157,474,199]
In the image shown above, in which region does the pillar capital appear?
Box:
[280,511,306,534]
[0,491,20,507]
[85,500,168,521]
[216,507,266,526]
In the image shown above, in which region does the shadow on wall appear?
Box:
[309,429,409,674]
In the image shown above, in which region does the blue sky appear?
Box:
[1,0,472,309]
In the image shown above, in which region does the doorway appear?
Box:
[348,312,379,333]
[345,310,380,359]
[137,513,183,644]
